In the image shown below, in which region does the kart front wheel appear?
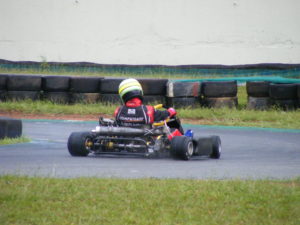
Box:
[67,132,94,157]
[170,136,194,160]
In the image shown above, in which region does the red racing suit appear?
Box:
[114,97,183,139]
[114,98,169,128]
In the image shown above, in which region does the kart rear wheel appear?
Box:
[170,136,194,160]
[210,136,221,159]
[67,132,93,156]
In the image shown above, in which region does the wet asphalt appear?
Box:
[0,120,299,179]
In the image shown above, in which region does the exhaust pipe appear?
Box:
[92,126,147,136]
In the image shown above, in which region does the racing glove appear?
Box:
[167,107,177,118]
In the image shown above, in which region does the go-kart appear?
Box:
[67,104,221,160]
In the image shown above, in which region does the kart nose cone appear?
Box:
[184,129,193,138]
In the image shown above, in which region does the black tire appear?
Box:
[70,93,100,104]
[71,93,100,104]
[143,95,166,105]
[6,91,40,101]
[170,136,194,160]
[138,78,168,95]
[193,137,213,156]
[201,81,237,98]
[297,84,300,99]
[43,92,70,104]
[210,136,221,159]
[167,81,201,97]
[0,117,22,139]
[70,77,102,93]
[100,78,123,94]
[7,75,42,91]
[100,94,121,104]
[0,90,6,101]
[247,97,271,110]
[201,97,238,108]
[0,75,7,89]
[166,97,199,108]
[67,132,93,156]
[269,83,297,100]
[42,76,70,91]
[246,81,270,97]
[272,99,298,111]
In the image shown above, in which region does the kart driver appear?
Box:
[114,78,183,138]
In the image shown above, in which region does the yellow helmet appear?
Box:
[118,78,143,103]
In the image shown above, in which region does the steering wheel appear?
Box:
[152,104,171,127]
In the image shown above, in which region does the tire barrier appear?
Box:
[247,96,271,110]
[201,81,238,108]
[69,76,102,103]
[7,74,42,91]
[166,97,199,108]
[0,74,6,89]
[70,93,101,104]
[298,84,300,108]
[42,76,70,103]
[42,76,70,91]
[0,74,299,110]
[99,78,122,104]
[269,83,298,110]
[0,75,6,101]
[0,117,22,139]
[246,81,270,97]
[143,95,166,105]
[201,81,237,98]
[99,78,168,104]
[139,79,168,95]
[166,81,201,108]
[7,91,40,101]
[43,92,70,104]
[6,74,42,101]
[201,97,238,108]
[69,77,102,93]
[100,78,123,94]
[246,81,271,110]
[100,93,122,105]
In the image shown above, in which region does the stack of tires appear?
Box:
[269,83,298,110]
[0,74,6,101]
[99,78,168,105]
[42,76,70,104]
[246,81,271,110]
[6,74,42,101]
[99,78,123,104]
[139,78,168,105]
[298,84,300,108]
[0,117,22,139]
[70,77,102,104]
[201,81,238,108]
[166,81,201,108]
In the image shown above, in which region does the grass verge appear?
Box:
[0,136,30,145]
[0,176,299,225]
[1,87,299,129]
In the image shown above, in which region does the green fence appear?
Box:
[1,59,300,79]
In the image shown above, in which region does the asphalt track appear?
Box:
[0,120,299,179]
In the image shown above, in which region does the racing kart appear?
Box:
[67,105,221,160]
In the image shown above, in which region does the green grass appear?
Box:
[0,86,299,129]
[0,136,30,145]
[2,66,300,79]
[0,67,222,79]
[0,176,299,225]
